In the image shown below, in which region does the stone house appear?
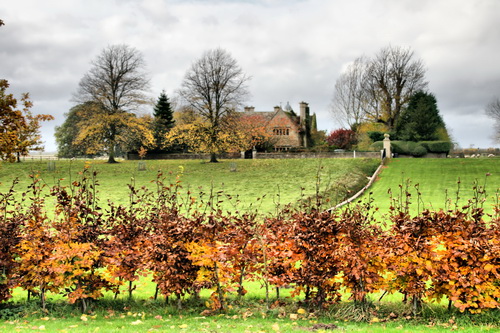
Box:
[240,101,313,151]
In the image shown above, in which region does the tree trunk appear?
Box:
[209,152,218,163]
[107,143,118,163]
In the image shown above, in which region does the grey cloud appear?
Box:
[1,0,500,151]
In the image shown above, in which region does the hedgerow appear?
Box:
[0,167,499,319]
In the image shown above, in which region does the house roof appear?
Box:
[239,107,300,126]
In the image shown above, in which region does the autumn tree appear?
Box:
[55,103,94,158]
[0,80,53,162]
[178,48,250,162]
[326,128,357,150]
[164,116,245,158]
[486,96,500,143]
[237,112,276,152]
[73,44,153,163]
[152,90,175,150]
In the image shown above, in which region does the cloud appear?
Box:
[1,0,499,152]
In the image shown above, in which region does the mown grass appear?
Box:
[4,279,500,332]
[366,158,500,219]
[0,158,380,214]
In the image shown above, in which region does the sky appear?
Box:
[1,0,499,152]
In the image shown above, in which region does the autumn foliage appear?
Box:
[1,168,500,317]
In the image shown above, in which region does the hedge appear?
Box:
[369,140,452,157]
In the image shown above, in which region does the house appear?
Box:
[240,101,314,151]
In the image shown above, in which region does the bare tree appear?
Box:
[178,48,250,162]
[74,44,151,163]
[486,97,500,143]
[330,57,370,131]
[365,45,428,128]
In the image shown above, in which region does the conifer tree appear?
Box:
[153,90,175,150]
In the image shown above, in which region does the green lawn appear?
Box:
[0,158,380,214]
[3,156,500,332]
[366,158,500,219]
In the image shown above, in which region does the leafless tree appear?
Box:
[330,57,370,131]
[74,44,151,162]
[486,97,500,143]
[178,48,250,162]
[365,45,428,128]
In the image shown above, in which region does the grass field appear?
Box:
[2,156,500,332]
[0,158,380,214]
[367,158,500,219]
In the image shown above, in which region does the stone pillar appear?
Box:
[383,133,391,158]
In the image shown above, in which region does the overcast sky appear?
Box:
[1,0,499,152]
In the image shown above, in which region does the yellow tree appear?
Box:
[73,45,152,163]
[0,80,53,162]
[164,116,245,156]
[178,48,250,162]
[73,102,154,158]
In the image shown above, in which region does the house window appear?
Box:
[273,127,290,136]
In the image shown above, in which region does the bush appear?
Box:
[326,129,357,150]
[390,141,428,157]
[420,141,452,154]
[369,141,383,152]
[412,144,427,157]
[367,131,385,142]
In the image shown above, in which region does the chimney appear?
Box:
[299,102,308,124]
[299,102,309,148]
[244,106,255,112]
[274,106,281,112]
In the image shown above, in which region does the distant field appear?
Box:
[366,158,500,219]
[0,158,380,214]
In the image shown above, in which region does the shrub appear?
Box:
[420,141,452,154]
[412,144,427,157]
[326,129,357,150]
[367,131,385,142]
[391,141,428,157]
[369,141,383,152]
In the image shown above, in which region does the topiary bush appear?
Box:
[389,141,428,157]
[412,144,428,157]
[420,141,452,154]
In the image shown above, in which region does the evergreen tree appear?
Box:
[153,90,175,150]
[395,91,448,142]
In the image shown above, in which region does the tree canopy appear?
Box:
[73,44,152,162]
[395,91,448,142]
[177,48,250,162]
[331,45,428,132]
[0,79,53,162]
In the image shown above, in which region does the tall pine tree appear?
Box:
[153,90,175,151]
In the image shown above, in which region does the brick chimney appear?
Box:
[244,106,255,112]
[274,106,281,112]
